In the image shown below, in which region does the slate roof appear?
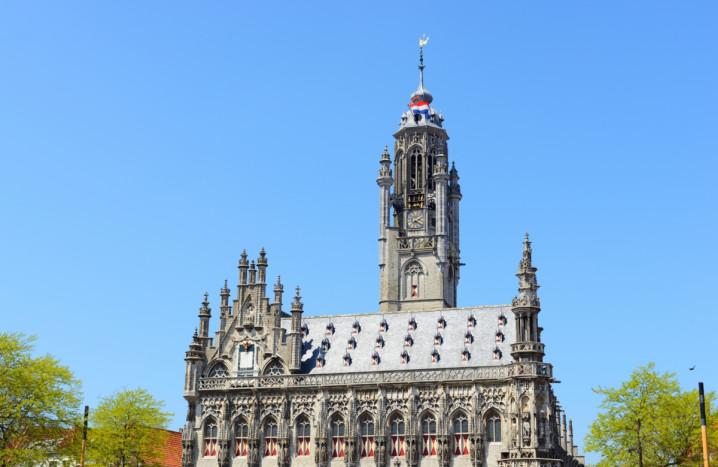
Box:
[282,305,515,374]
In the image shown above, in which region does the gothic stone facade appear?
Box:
[182,52,584,467]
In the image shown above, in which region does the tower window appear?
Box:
[352,320,361,334]
[326,322,335,335]
[321,338,331,352]
[434,332,443,346]
[498,313,507,326]
[379,318,388,333]
[343,351,352,366]
[371,351,380,365]
[347,336,356,350]
[412,285,418,297]
[496,330,504,343]
[467,315,476,328]
[461,347,471,361]
[376,335,385,349]
[316,353,325,368]
[400,349,410,364]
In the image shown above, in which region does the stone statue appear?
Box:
[523,416,531,438]
[320,440,327,463]
[411,441,417,465]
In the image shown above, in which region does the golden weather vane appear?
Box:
[419,34,429,48]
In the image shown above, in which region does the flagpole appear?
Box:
[699,383,709,467]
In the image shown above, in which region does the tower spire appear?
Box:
[418,34,428,89]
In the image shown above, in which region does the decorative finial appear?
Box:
[294,286,301,301]
[418,34,429,83]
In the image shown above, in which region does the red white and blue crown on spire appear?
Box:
[400,35,444,129]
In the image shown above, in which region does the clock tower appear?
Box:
[377,41,462,313]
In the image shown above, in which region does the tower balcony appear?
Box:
[510,342,546,363]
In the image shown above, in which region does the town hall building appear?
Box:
[181,45,585,467]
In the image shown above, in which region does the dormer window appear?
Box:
[464,330,473,344]
[326,322,335,336]
[343,351,352,367]
[301,322,309,338]
[498,313,507,326]
[437,316,446,329]
[404,333,413,347]
[376,335,385,349]
[347,336,357,350]
[434,332,443,346]
[400,349,410,364]
[379,318,388,333]
[495,330,504,343]
[352,320,361,334]
[467,315,476,328]
[408,316,417,331]
[462,347,471,361]
[321,338,331,352]
[317,353,326,368]
[431,348,440,363]
[493,346,502,360]
[371,351,380,366]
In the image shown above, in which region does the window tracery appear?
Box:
[390,415,406,456]
[487,414,502,442]
[296,416,311,456]
[264,418,278,456]
[360,415,375,458]
[235,417,249,457]
[453,413,469,455]
[208,363,229,378]
[422,415,437,456]
[204,419,218,457]
[331,415,345,458]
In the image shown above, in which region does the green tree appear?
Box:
[88,388,173,467]
[0,333,83,467]
[585,363,718,466]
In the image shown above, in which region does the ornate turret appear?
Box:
[257,248,267,284]
[197,293,211,346]
[511,234,545,362]
[287,286,304,372]
[238,249,249,285]
[378,36,460,313]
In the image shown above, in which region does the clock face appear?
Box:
[407,211,424,229]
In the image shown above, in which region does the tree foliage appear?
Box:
[0,333,83,467]
[88,387,173,467]
[585,363,718,466]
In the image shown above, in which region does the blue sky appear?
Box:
[1,2,716,464]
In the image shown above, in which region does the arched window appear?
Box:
[487,414,501,443]
[265,361,285,375]
[208,363,229,378]
[360,415,375,458]
[453,413,470,455]
[409,148,423,190]
[426,149,436,190]
[390,415,406,456]
[296,416,311,456]
[421,414,437,456]
[204,419,218,457]
[331,415,345,458]
[264,418,278,456]
[235,417,249,457]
